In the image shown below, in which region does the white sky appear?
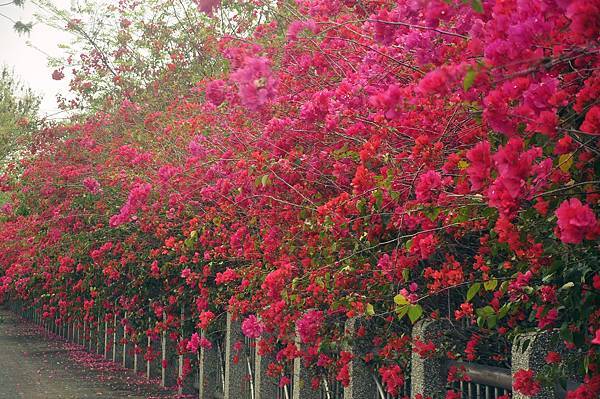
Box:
[0,0,72,118]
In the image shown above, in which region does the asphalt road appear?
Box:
[0,305,176,399]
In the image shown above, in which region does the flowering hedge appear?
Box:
[1,0,599,396]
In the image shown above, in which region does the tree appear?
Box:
[0,65,40,166]
[0,0,33,34]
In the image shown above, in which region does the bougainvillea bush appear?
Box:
[1,0,599,396]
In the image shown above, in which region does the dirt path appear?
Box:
[0,305,179,399]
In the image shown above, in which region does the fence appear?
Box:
[6,301,576,399]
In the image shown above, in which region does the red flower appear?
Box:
[580,105,600,135]
[415,170,442,202]
[545,351,561,364]
[466,141,492,191]
[513,369,541,397]
[592,329,600,345]
[52,69,64,80]
[379,364,404,395]
[555,198,598,244]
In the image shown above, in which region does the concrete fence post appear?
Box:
[122,311,128,368]
[254,336,278,399]
[113,313,118,363]
[75,320,79,344]
[512,330,561,399]
[96,314,102,354]
[162,310,167,387]
[83,319,87,347]
[88,318,94,352]
[134,343,139,373]
[178,305,184,395]
[344,318,376,399]
[411,318,447,399]
[147,316,163,381]
[104,317,109,359]
[146,320,152,380]
[198,329,221,399]
[146,317,152,380]
[293,324,320,399]
[224,312,246,399]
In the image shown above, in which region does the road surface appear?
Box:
[0,305,177,399]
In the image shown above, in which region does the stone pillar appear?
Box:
[198,330,221,399]
[512,330,561,399]
[104,318,110,359]
[120,312,134,369]
[83,319,87,348]
[146,329,152,380]
[96,315,102,354]
[147,318,163,381]
[344,318,376,399]
[254,337,279,399]
[224,312,247,399]
[178,305,184,395]
[411,318,447,399]
[122,312,127,367]
[134,343,140,373]
[162,311,167,387]
[112,313,119,363]
[76,320,80,344]
[88,318,94,352]
[293,326,320,399]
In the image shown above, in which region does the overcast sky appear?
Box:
[0,0,72,118]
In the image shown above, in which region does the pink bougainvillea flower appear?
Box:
[415,170,442,202]
[195,0,220,15]
[555,198,598,244]
[82,177,101,194]
[296,310,323,344]
[230,57,277,111]
[186,332,201,352]
[52,69,64,80]
[205,79,227,106]
[241,315,264,338]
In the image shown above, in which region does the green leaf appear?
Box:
[463,68,477,91]
[408,304,423,323]
[560,282,574,290]
[471,0,484,13]
[402,268,410,282]
[394,293,409,306]
[558,153,573,172]
[467,283,481,301]
[484,279,498,291]
[423,207,441,222]
[261,174,270,187]
[476,305,495,317]
[487,315,497,329]
[373,189,383,208]
[366,303,375,316]
[396,305,409,320]
[498,303,510,319]
[356,199,366,213]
